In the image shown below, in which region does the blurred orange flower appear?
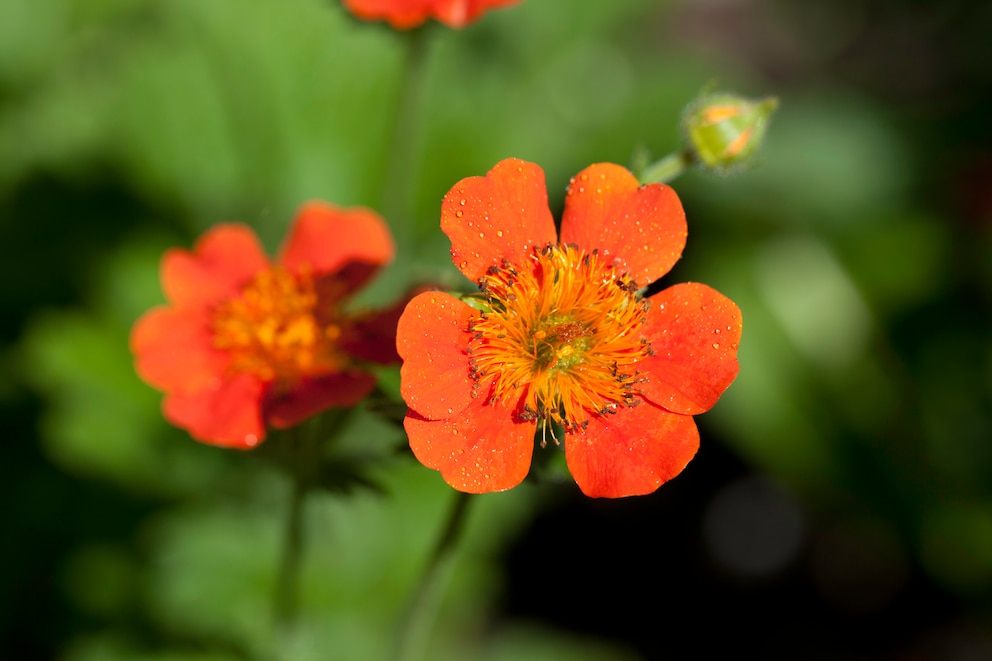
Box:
[131,202,402,449]
[343,0,521,29]
[397,158,742,498]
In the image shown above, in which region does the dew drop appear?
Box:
[459,199,467,206]
[712,343,720,349]
[496,230,503,237]
[244,434,258,447]
[455,210,463,218]
[479,232,485,238]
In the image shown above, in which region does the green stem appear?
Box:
[274,427,312,629]
[388,491,473,661]
[638,150,693,184]
[379,26,433,267]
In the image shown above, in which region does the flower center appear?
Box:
[211,266,344,382]
[467,244,653,434]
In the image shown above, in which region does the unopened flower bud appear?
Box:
[682,92,778,175]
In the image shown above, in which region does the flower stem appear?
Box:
[379,26,432,265]
[638,150,693,184]
[274,427,312,629]
[388,491,473,661]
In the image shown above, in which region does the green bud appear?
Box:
[682,92,779,175]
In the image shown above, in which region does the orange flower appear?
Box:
[131,202,401,449]
[397,159,742,498]
[343,0,522,29]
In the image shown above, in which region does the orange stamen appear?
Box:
[468,244,652,432]
[211,266,345,381]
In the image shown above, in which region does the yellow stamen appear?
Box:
[468,244,653,432]
[211,266,345,381]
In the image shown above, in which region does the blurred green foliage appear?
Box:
[3,0,992,659]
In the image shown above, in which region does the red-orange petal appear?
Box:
[130,306,228,392]
[162,372,268,449]
[264,371,378,429]
[279,202,394,286]
[405,395,534,493]
[162,224,270,308]
[442,158,556,284]
[639,282,742,415]
[430,0,521,27]
[397,291,477,420]
[344,0,520,29]
[565,401,699,498]
[559,163,687,287]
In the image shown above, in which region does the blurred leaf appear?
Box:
[480,625,641,661]
[18,231,229,497]
[921,500,992,595]
[140,462,538,660]
[63,632,241,661]
[836,211,950,315]
[0,0,68,86]
[61,542,137,619]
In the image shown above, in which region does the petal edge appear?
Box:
[566,402,699,498]
[639,282,742,415]
[560,163,686,286]
[442,158,556,284]
[397,291,479,420]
